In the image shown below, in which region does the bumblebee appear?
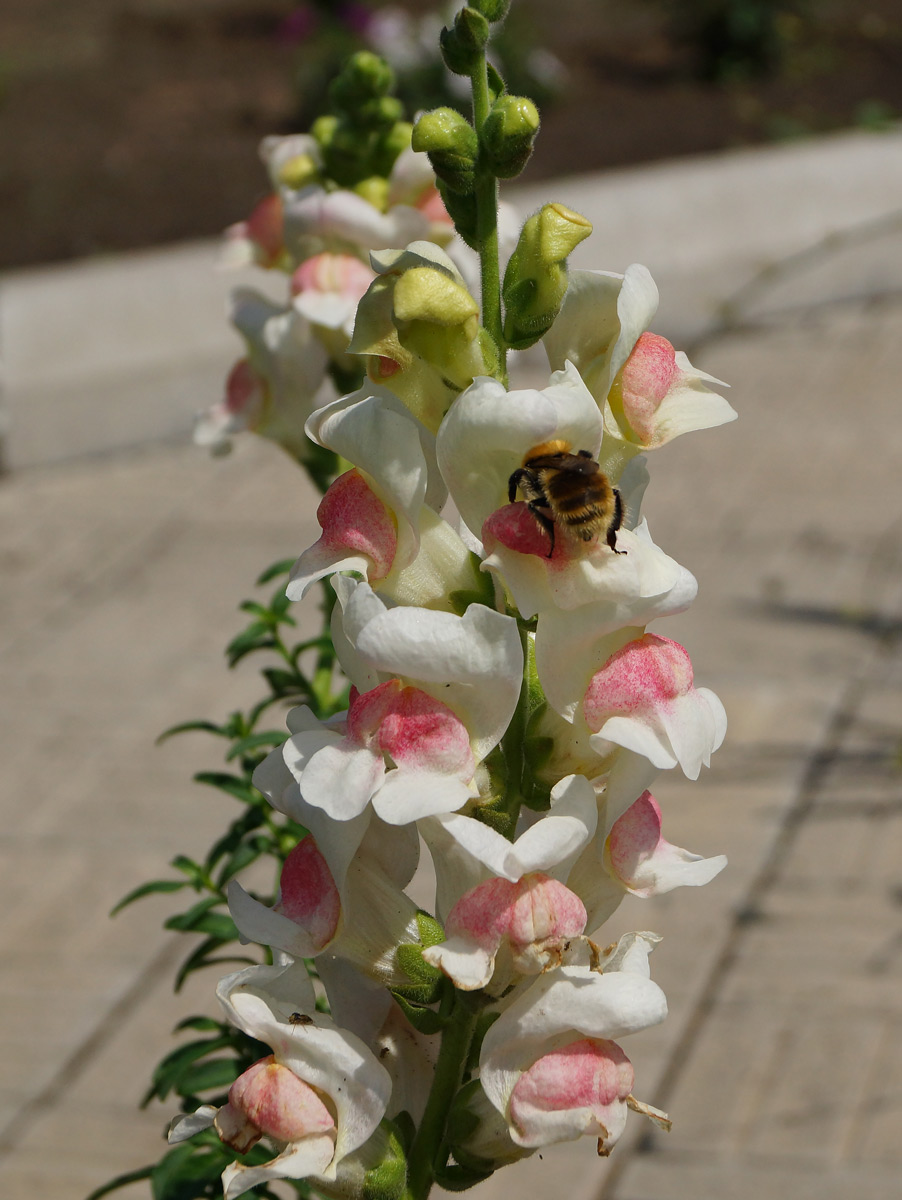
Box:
[508,439,625,559]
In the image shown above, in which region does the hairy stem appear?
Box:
[470,53,506,382]
[404,991,482,1200]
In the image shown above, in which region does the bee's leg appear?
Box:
[508,469,529,503]
[527,502,556,557]
[608,490,627,554]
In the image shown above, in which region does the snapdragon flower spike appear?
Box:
[425,872,588,992]
[169,962,391,1199]
[544,265,735,454]
[479,934,668,1152]
[435,362,603,549]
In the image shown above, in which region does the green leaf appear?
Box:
[173,1015,223,1033]
[256,558,296,585]
[156,720,227,745]
[390,991,446,1034]
[164,895,223,931]
[175,938,256,992]
[165,905,238,941]
[110,878,188,916]
[193,772,262,807]
[204,809,267,873]
[225,730,288,761]
[170,855,207,884]
[150,1136,232,1200]
[214,836,269,887]
[84,1164,153,1200]
[176,1056,245,1098]
[433,1162,494,1191]
[143,1035,233,1105]
[226,622,276,666]
[238,600,269,618]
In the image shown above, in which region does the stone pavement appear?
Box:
[2,148,902,1198]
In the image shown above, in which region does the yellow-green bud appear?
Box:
[330,51,395,111]
[481,94,540,178]
[357,95,405,131]
[362,1123,408,1200]
[394,267,479,330]
[470,0,510,19]
[275,152,319,190]
[372,121,413,176]
[412,108,478,194]
[311,114,339,151]
[440,8,490,74]
[354,175,390,211]
[502,202,593,349]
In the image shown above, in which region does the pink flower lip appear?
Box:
[482,503,574,562]
[606,791,662,885]
[315,469,398,580]
[447,873,587,956]
[583,634,694,731]
[276,835,341,950]
[225,358,266,423]
[616,331,678,442]
[290,252,375,302]
[219,1055,336,1148]
[509,1037,634,1145]
[347,679,475,778]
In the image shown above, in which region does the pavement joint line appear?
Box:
[0,933,185,1159]
[595,626,900,1199]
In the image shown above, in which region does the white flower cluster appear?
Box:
[173,159,737,1199]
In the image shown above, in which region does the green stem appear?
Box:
[470,53,506,382]
[404,991,482,1200]
[495,621,530,833]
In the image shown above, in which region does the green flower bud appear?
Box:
[329,51,395,112]
[439,9,489,74]
[371,121,413,176]
[353,175,390,211]
[411,108,478,194]
[356,95,405,131]
[362,1123,408,1200]
[311,114,339,151]
[470,0,510,19]
[502,202,593,350]
[275,152,319,190]
[481,94,540,178]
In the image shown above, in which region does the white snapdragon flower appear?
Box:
[169,962,391,1199]
[544,265,736,453]
[194,290,331,460]
[478,935,670,1154]
[272,580,522,825]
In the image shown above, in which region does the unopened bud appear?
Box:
[354,175,390,211]
[412,109,478,195]
[502,203,592,349]
[357,95,405,131]
[329,51,395,112]
[481,95,540,178]
[440,8,490,75]
[470,0,510,19]
[372,121,414,176]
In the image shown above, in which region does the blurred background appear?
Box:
[4,0,902,268]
